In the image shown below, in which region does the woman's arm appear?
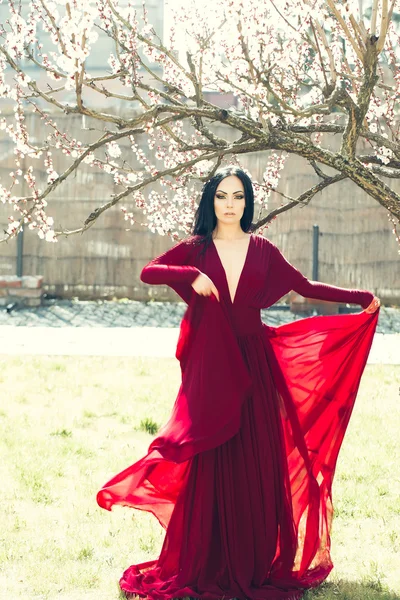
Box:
[140,237,201,286]
[269,241,374,309]
[293,277,374,309]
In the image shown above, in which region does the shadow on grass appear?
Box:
[117,579,400,600]
[304,579,400,600]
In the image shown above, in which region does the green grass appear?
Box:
[0,355,399,600]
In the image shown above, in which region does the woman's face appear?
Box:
[213,175,246,226]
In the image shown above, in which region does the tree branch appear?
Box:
[252,172,347,230]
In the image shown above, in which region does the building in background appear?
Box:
[0,0,165,109]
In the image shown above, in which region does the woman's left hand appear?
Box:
[364,295,381,313]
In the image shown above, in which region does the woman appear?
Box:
[97,166,380,600]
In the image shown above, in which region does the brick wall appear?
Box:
[0,276,44,308]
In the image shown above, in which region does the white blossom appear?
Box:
[106,141,122,158]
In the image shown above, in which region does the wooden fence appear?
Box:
[0,113,399,304]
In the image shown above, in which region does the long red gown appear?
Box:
[97,233,379,600]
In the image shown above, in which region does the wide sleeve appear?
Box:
[140,238,201,285]
[140,236,202,304]
[267,241,374,309]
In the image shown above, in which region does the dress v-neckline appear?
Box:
[211,234,253,305]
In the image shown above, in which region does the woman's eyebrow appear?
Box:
[216,190,244,194]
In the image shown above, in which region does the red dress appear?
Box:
[97,233,379,600]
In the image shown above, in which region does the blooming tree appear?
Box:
[0,0,399,246]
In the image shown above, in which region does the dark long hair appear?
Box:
[190,166,254,257]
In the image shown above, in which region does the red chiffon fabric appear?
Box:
[97,234,379,600]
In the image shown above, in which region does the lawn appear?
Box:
[0,355,399,600]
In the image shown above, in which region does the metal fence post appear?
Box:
[16,228,24,277]
[312,224,319,281]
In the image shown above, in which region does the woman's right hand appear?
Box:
[191,272,220,302]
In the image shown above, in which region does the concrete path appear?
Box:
[0,326,398,364]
